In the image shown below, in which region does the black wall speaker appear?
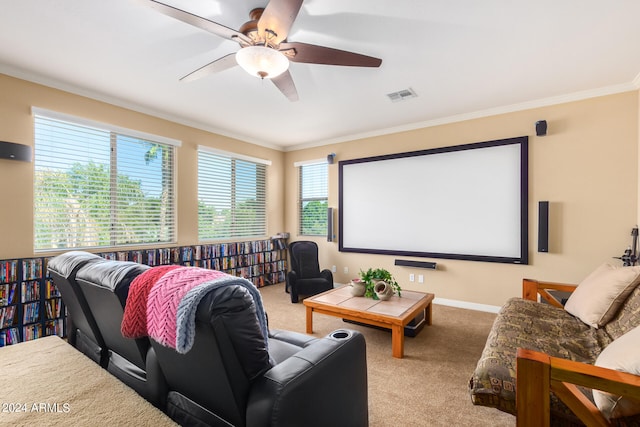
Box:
[0,141,32,162]
[538,201,549,252]
[535,120,547,136]
[327,207,334,242]
[394,259,437,269]
[327,153,336,164]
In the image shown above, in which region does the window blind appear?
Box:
[33,113,176,251]
[299,162,328,236]
[198,148,267,240]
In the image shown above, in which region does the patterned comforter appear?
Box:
[470,285,640,425]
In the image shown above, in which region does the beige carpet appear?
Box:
[0,335,176,427]
[0,285,515,427]
[260,283,515,427]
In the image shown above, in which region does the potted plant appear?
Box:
[358,268,401,299]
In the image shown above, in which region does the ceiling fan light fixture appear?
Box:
[236,46,289,79]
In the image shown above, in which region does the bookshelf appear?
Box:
[192,238,288,287]
[0,260,19,346]
[96,238,288,287]
[0,237,287,347]
[1,258,65,347]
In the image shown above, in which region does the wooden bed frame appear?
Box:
[516,279,640,426]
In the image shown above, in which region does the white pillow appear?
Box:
[564,263,640,328]
[593,325,640,419]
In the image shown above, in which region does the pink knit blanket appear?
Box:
[121,264,181,338]
[121,265,269,354]
[146,267,227,349]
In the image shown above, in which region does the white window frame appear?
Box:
[295,159,329,236]
[33,107,180,252]
[197,146,270,241]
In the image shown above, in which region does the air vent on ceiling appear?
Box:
[386,88,417,102]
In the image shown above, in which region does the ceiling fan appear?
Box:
[142,0,382,101]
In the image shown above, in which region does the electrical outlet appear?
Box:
[331,265,337,273]
[418,274,424,283]
[343,266,349,274]
[409,274,415,282]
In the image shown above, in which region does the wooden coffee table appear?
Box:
[303,286,434,358]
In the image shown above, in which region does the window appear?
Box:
[299,162,328,235]
[33,109,178,251]
[198,147,268,240]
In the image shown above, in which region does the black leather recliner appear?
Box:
[286,241,334,303]
[47,251,109,366]
[74,259,166,408]
[49,252,368,426]
[150,283,368,427]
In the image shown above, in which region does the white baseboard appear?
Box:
[335,283,502,314]
[433,297,501,314]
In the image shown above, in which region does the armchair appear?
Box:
[516,348,640,426]
[47,251,109,366]
[286,241,333,303]
[516,279,640,426]
[471,277,640,425]
[149,281,368,427]
[74,259,166,408]
[46,252,367,426]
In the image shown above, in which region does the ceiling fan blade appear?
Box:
[180,53,238,82]
[271,70,299,102]
[280,42,382,67]
[142,0,252,45]
[258,0,303,45]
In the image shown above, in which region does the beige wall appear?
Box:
[2,72,638,308]
[285,91,639,307]
[0,74,285,259]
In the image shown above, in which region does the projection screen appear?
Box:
[338,136,528,264]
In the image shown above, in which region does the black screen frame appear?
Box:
[338,136,529,264]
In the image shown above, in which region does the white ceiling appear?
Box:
[1,0,640,151]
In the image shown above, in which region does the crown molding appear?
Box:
[284,81,640,152]
[633,71,640,89]
[0,65,282,151]
[3,64,639,154]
